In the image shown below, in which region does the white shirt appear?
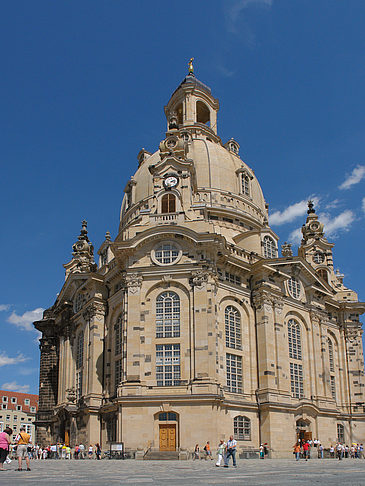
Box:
[227,439,237,449]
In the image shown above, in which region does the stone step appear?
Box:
[143,450,179,460]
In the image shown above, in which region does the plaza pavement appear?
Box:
[0,458,365,485]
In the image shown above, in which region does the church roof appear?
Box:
[171,73,212,97]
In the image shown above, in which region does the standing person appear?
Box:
[88,444,93,459]
[337,443,343,460]
[79,443,85,459]
[0,427,12,471]
[216,440,226,467]
[204,441,213,460]
[259,444,265,459]
[302,441,310,461]
[95,443,101,460]
[330,445,334,458]
[293,442,301,461]
[16,426,31,471]
[224,435,237,468]
[193,444,199,460]
[319,444,324,459]
[74,445,80,460]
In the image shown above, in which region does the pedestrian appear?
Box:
[15,426,32,471]
[74,445,80,459]
[95,443,101,460]
[319,444,324,459]
[337,443,343,460]
[293,442,301,461]
[0,427,12,471]
[88,444,93,459]
[259,444,265,459]
[216,440,226,467]
[302,441,310,461]
[79,443,85,459]
[193,444,199,460]
[204,441,213,460]
[66,445,71,459]
[330,445,334,458]
[224,435,237,468]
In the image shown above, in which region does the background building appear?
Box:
[34,70,365,457]
[0,390,38,442]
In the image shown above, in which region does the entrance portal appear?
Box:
[159,424,176,451]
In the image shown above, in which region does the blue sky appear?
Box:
[1,0,364,394]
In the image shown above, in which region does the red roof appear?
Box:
[0,390,38,412]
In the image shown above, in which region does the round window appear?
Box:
[288,277,301,299]
[152,242,182,266]
[313,252,325,264]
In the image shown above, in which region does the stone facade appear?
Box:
[34,70,365,457]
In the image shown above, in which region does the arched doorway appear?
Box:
[157,411,178,451]
[296,419,312,443]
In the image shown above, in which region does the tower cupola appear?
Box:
[164,59,219,135]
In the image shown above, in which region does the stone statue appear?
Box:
[188,57,194,75]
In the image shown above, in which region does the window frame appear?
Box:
[234,416,251,440]
[225,306,242,350]
[226,353,243,394]
[156,291,180,339]
[156,344,181,387]
[263,236,277,259]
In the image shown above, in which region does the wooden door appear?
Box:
[159,424,176,451]
[65,430,70,446]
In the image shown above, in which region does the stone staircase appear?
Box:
[143,449,179,460]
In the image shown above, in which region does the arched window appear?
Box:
[288,319,302,360]
[234,416,251,440]
[225,306,242,350]
[114,316,122,356]
[241,173,250,196]
[337,423,344,443]
[196,101,210,125]
[263,236,277,259]
[288,277,301,299]
[328,338,334,372]
[76,332,84,369]
[156,292,180,338]
[76,331,84,400]
[161,193,176,213]
[317,269,328,283]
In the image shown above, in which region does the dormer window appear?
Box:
[161,193,176,213]
[317,268,328,283]
[263,236,277,259]
[241,173,250,196]
[313,252,325,264]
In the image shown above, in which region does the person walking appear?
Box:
[15,426,31,471]
[293,442,301,461]
[0,427,12,471]
[319,444,324,459]
[95,443,101,460]
[204,441,213,460]
[337,443,343,460]
[259,444,265,459]
[79,443,85,459]
[216,440,226,467]
[193,444,200,460]
[224,436,237,468]
[88,444,93,459]
[302,441,310,461]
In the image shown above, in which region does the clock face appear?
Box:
[164,176,178,188]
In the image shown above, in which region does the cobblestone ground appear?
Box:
[1,458,365,486]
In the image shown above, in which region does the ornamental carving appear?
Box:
[126,273,143,294]
[252,291,273,313]
[83,302,106,320]
[190,270,209,289]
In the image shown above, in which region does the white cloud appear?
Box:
[0,304,11,312]
[362,197,365,213]
[339,165,365,190]
[1,381,30,393]
[270,197,319,226]
[0,352,28,367]
[325,199,341,210]
[7,307,44,332]
[288,227,302,246]
[319,210,355,237]
[225,0,273,34]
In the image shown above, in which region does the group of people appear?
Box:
[193,436,238,467]
[293,439,365,461]
[0,432,105,471]
[0,426,32,471]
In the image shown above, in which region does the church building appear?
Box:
[34,67,365,457]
